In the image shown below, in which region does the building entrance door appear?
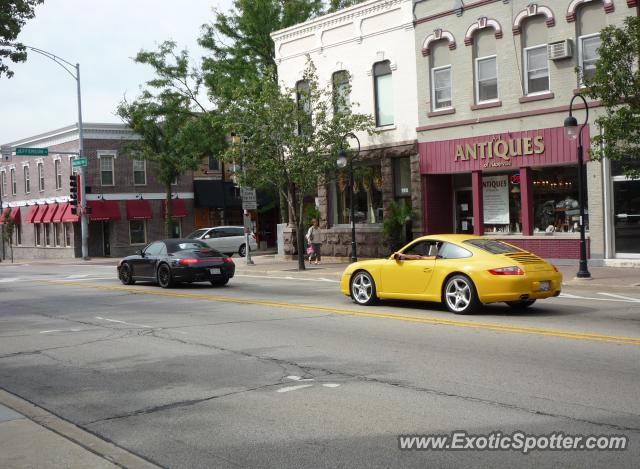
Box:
[102,221,111,257]
[613,179,640,256]
[455,190,474,234]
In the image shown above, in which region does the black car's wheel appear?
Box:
[506,299,536,309]
[210,276,229,287]
[157,264,174,288]
[119,263,135,285]
[350,271,377,306]
[443,275,480,315]
[238,244,247,257]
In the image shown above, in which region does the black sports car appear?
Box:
[117,239,235,288]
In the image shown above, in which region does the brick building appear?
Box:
[0,123,195,259]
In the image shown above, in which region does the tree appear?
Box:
[218,59,376,270]
[0,0,43,78]
[1,212,16,263]
[117,43,224,238]
[583,16,640,178]
[327,0,364,13]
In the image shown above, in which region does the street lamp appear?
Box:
[336,132,360,262]
[231,133,254,265]
[4,43,88,260]
[563,94,591,279]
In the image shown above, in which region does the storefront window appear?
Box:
[532,166,585,233]
[393,157,411,199]
[129,220,147,245]
[483,173,522,234]
[328,163,383,225]
[65,223,72,247]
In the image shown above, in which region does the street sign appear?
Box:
[16,147,48,156]
[1,146,11,162]
[71,157,88,168]
[241,187,257,210]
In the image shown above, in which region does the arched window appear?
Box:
[332,70,350,115]
[474,29,498,103]
[430,41,452,110]
[373,61,393,127]
[523,16,549,95]
[577,1,604,85]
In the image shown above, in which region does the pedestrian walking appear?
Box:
[306,218,322,265]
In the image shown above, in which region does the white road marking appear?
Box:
[65,274,89,279]
[558,293,639,303]
[276,384,314,393]
[322,383,340,388]
[40,328,83,334]
[95,316,151,328]
[0,278,20,283]
[287,375,314,382]
[66,277,114,281]
[598,292,640,303]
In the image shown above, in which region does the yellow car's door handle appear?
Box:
[423,268,432,272]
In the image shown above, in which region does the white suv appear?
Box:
[187,226,258,257]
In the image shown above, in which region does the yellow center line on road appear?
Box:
[46,280,640,346]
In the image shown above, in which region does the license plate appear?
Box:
[210,268,221,275]
[539,281,550,292]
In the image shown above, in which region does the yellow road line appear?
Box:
[46,280,640,346]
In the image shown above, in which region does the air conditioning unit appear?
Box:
[548,39,573,60]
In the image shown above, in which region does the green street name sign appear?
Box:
[71,157,88,167]
[16,147,48,156]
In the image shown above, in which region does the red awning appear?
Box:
[8,207,21,225]
[88,200,121,222]
[25,205,40,224]
[60,204,80,223]
[34,205,50,224]
[162,198,188,218]
[126,199,152,220]
[42,204,60,224]
[52,204,68,223]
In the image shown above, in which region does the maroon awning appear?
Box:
[126,199,152,220]
[162,199,188,218]
[34,205,50,224]
[87,200,121,222]
[60,204,80,223]
[42,204,60,224]
[9,207,20,225]
[52,204,68,223]
[25,205,40,224]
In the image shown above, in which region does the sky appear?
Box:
[0,0,233,144]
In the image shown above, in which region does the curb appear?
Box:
[0,389,161,469]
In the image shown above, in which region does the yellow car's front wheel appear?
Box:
[350,271,377,306]
[443,275,480,315]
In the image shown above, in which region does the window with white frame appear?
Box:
[64,223,71,246]
[332,70,350,115]
[295,80,311,136]
[100,155,114,186]
[24,166,30,194]
[523,16,549,95]
[373,61,393,126]
[429,40,452,111]
[170,219,181,238]
[38,162,45,192]
[474,29,498,103]
[576,3,604,86]
[45,223,51,246]
[133,159,146,185]
[15,224,21,246]
[129,220,146,245]
[55,159,62,189]
[35,224,41,246]
[432,66,452,110]
[10,168,16,195]
[1,171,5,197]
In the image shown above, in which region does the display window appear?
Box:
[328,163,383,225]
[532,166,586,233]
[483,172,522,234]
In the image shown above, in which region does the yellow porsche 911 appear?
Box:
[340,235,562,314]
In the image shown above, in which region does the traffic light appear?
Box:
[69,174,79,215]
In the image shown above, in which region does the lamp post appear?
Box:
[336,132,360,263]
[563,94,591,279]
[231,133,254,265]
[5,44,88,260]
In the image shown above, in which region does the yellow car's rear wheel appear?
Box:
[443,275,479,314]
[350,271,377,306]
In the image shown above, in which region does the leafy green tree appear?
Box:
[0,0,43,78]
[1,212,16,263]
[117,43,224,238]
[218,59,375,270]
[583,16,640,178]
[327,0,364,12]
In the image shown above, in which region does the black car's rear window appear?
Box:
[166,240,215,254]
[463,239,523,254]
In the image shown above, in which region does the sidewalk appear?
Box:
[0,390,159,469]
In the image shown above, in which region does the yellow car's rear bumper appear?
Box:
[476,270,562,304]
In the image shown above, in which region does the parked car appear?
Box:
[340,235,562,314]
[187,226,258,257]
[117,239,235,288]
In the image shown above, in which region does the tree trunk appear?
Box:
[288,183,305,271]
[279,189,288,224]
[165,183,173,239]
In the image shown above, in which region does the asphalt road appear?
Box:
[0,260,639,468]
